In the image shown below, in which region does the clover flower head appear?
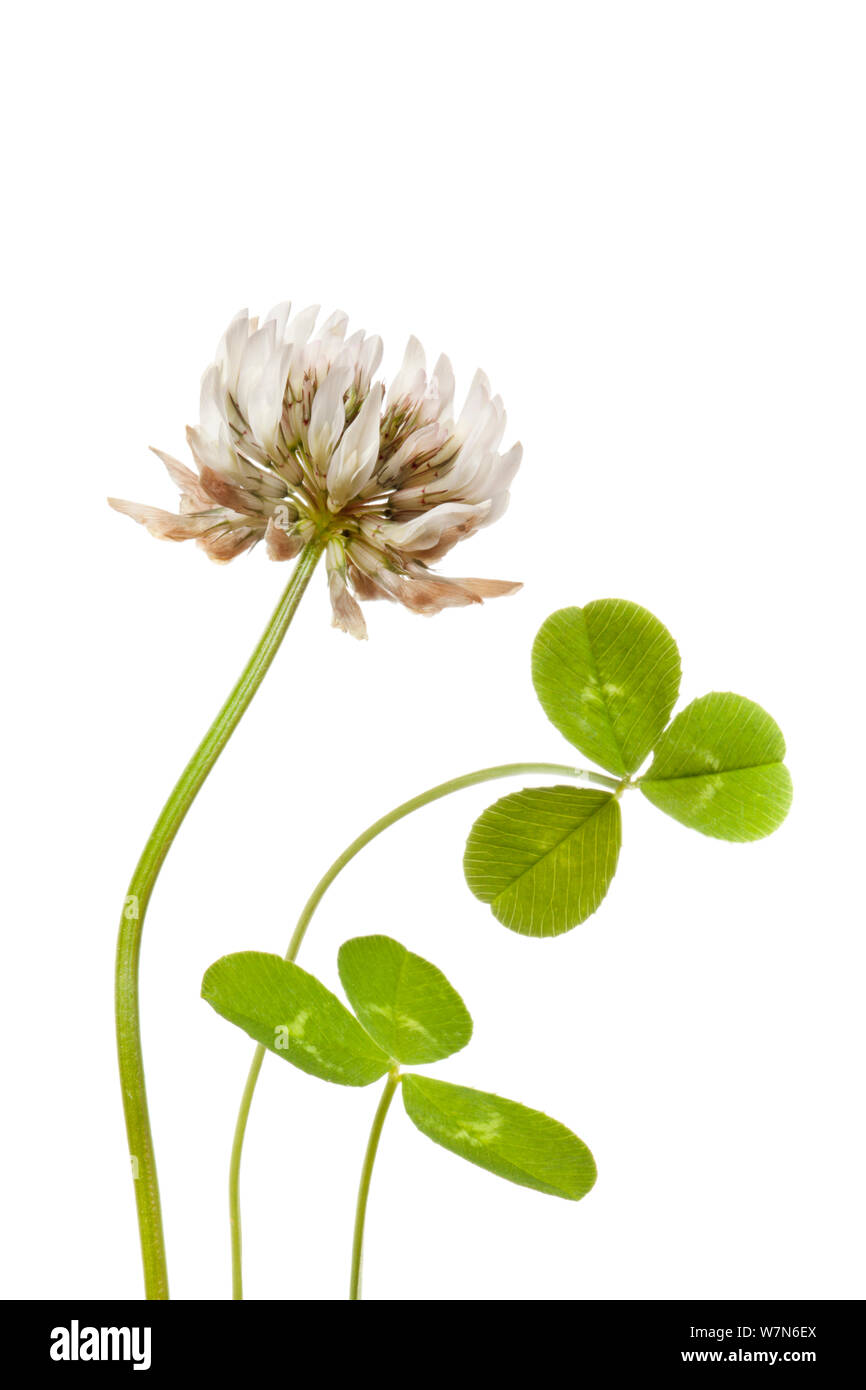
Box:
[110,304,522,637]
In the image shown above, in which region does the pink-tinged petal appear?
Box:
[326,540,368,637]
[149,447,214,510]
[446,575,522,600]
[389,568,522,614]
[328,566,368,639]
[108,497,221,542]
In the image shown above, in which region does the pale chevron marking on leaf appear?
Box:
[338,935,472,1065]
[201,951,391,1087]
[640,692,792,841]
[402,1075,597,1201]
[532,600,681,776]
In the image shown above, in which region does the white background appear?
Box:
[2,2,863,1302]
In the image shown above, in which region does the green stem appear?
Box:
[228,758,620,1298]
[350,1071,401,1301]
[229,1045,266,1299]
[286,762,620,959]
[116,539,324,1300]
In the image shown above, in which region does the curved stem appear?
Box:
[350,1071,400,1301]
[287,762,620,960]
[229,757,620,1297]
[116,539,324,1300]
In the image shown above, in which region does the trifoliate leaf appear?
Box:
[337,935,472,1065]
[532,600,681,776]
[640,692,792,841]
[402,1075,597,1201]
[464,786,621,936]
[201,952,390,1086]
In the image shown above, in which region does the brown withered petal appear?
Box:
[265,516,303,561]
[346,563,390,602]
[328,566,368,639]
[107,498,221,542]
[376,568,522,616]
[149,449,215,512]
[199,526,259,563]
[198,465,266,515]
[409,516,490,565]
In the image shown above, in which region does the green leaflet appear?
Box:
[640,692,793,841]
[463,786,622,936]
[201,952,390,1086]
[338,935,472,1065]
[532,600,681,776]
[401,1075,597,1201]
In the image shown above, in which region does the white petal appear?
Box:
[356,335,384,394]
[318,309,349,340]
[236,321,277,429]
[385,335,426,410]
[430,354,455,419]
[479,489,511,528]
[462,394,506,458]
[340,329,366,370]
[285,304,320,346]
[468,441,523,502]
[199,362,228,438]
[186,424,245,481]
[215,310,252,393]
[327,382,384,508]
[455,369,491,439]
[307,360,352,468]
[246,343,292,452]
[263,301,292,339]
[373,499,491,551]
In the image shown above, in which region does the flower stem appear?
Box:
[116,539,324,1300]
[228,758,620,1297]
[350,1071,401,1301]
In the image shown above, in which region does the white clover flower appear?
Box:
[110,303,522,637]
